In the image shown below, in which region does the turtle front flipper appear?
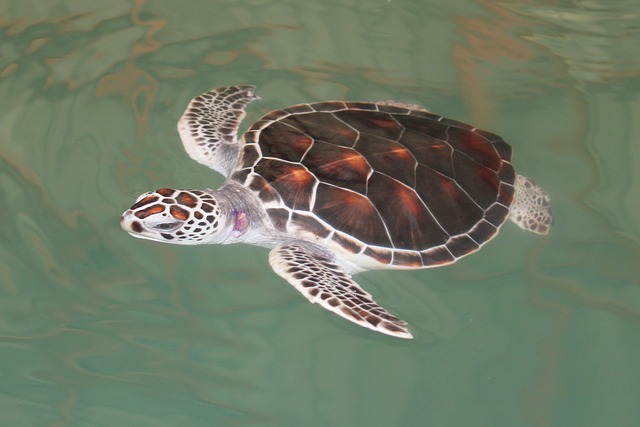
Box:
[177,85,260,176]
[269,243,413,339]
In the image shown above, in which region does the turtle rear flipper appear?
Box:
[509,175,553,235]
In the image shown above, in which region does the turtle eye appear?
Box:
[153,222,181,231]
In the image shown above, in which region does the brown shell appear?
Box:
[231,101,515,267]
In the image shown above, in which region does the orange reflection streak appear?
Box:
[130,0,165,55]
[390,145,412,160]
[452,1,534,125]
[396,185,422,216]
[96,0,167,137]
[316,153,369,179]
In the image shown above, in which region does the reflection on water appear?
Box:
[507,0,640,83]
[1,0,639,426]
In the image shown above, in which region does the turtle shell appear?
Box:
[231,101,515,268]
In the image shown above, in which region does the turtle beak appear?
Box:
[120,210,143,234]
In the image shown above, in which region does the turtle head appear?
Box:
[120,188,246,245]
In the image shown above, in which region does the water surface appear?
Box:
[1,1,639,426]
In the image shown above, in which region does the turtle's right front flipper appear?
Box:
[177,85,260,176]
[269,243,413,339]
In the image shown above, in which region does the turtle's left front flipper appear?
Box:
[269,243,413,339]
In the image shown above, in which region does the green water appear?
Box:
[1,1,639,426]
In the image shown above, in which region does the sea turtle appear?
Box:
[120,85,553,339]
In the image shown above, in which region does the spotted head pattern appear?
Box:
[120,188,225,244]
